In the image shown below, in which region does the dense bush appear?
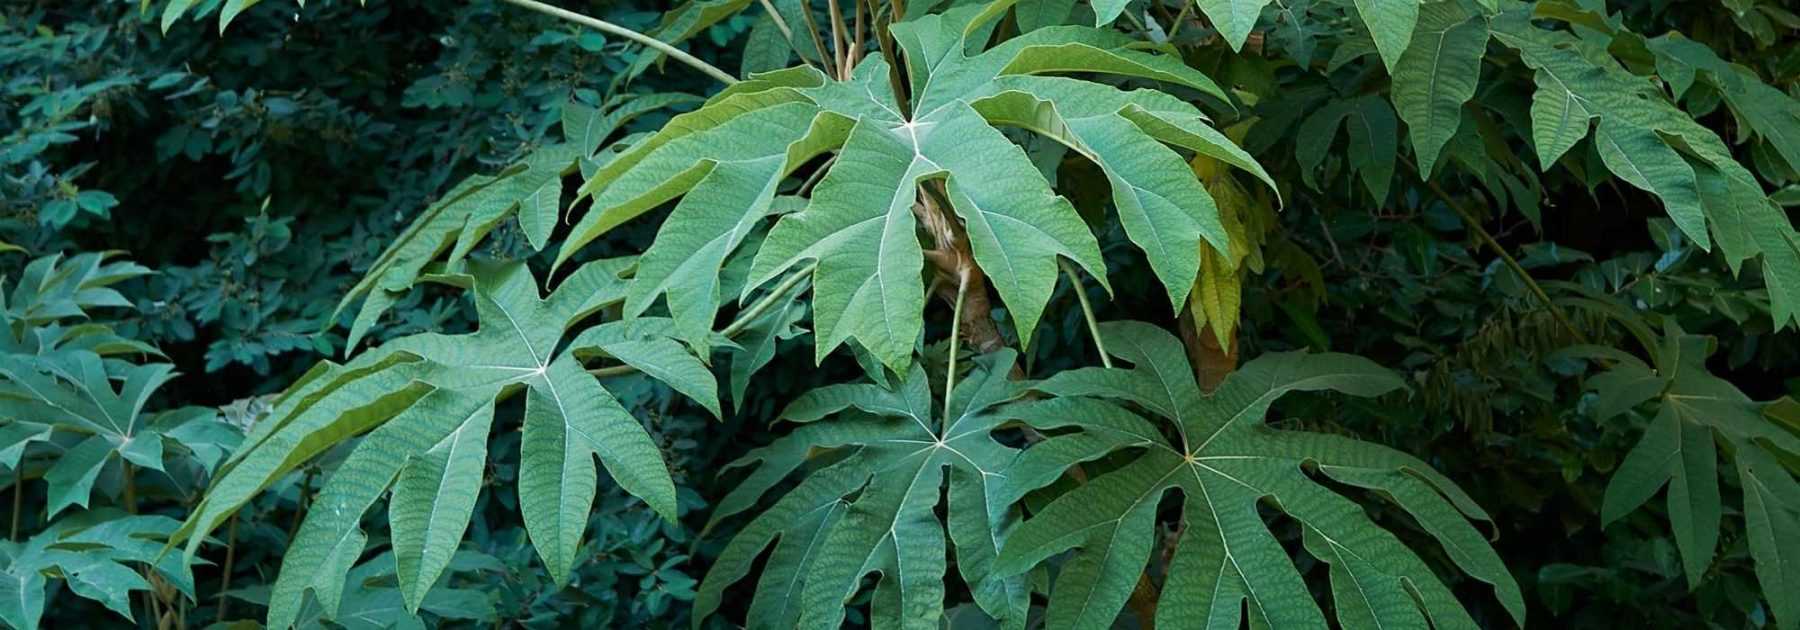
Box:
[2,0,1797,628]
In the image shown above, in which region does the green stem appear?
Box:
[590,262,817,377]
[1166,1,1193,39]
[721,262,818,337]
[798,0,838,78]
[10,466,19,541]
[756,0,797,48]
[1059,259,1112,369]
[217,514,239,620]
[943,269,969,431]
[287,468,314,541]
[496,0,739,85]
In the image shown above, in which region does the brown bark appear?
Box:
[1179,314,1240,393]
[913,184,1007,355]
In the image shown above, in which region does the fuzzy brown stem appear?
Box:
[1180,315,1240,392]
[913,185,1007,355]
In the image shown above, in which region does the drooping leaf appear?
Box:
[0,511,184,630]
[1492,7,1800,329]
[332,95,695,348]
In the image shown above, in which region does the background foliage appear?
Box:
[1,0,1797,628]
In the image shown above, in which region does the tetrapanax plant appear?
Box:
[1486,5,1800,326]
[1566,321,1800,628]
[994,322,1526,630]
[0,510,196,630]
[696,349,1088,628]
[0,253,175,518]
[171,259,719,629]
[557,1,1273,368]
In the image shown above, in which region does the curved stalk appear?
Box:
[1058,258,1112,369]
[496,0,739,85]
[1409,164,1589,345]
[589,262,818,377]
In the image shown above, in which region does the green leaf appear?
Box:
[698,351,1054,629]
[1188,0,1274,51]
[520,356,676,583]
[569,11,1249,370]
[0,511,174,630]
[181,261,698,628]
[332,94,696,346]
[742,13,793,76]
[725,288,807,408]
[390,395,495,612]
[1015,0,1076,31]
[1738,445,1800,630]
[994,322,1525,630]
[43,436,111,519]
[1355,0,1420,72]
[1298,96,1399,203]
[1648,36,1800,172]
[1586,324,1800,617]
[1390,1,1488,173]
[1492,10,1796,270]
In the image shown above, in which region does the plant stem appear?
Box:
[851,0,866,70]
[798,0,838,78]
[217,515,239,621]
[1058,259,1112,369]
[755,0,796,45]
[1166,1,1193,39]
[827,0,850,78]
[588,262,817,378]
[721,262,819,337]
[10,467,19,541]
[1412,168,1590,344]
[495,0,739,85]
[943,268,969,430]
[288,468,314,541]
[122,462,137,514]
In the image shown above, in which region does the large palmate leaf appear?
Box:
[1490,5,1800,327]
[697,350,1088,629]
[174,259,716,629]
[268,550,503,630]
[0,354,175,518]
[993,321,1525,630]
[0,510,195,630]
[560,2,1271,370]
[1572,324,1800,630]
[0,253,178,519]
